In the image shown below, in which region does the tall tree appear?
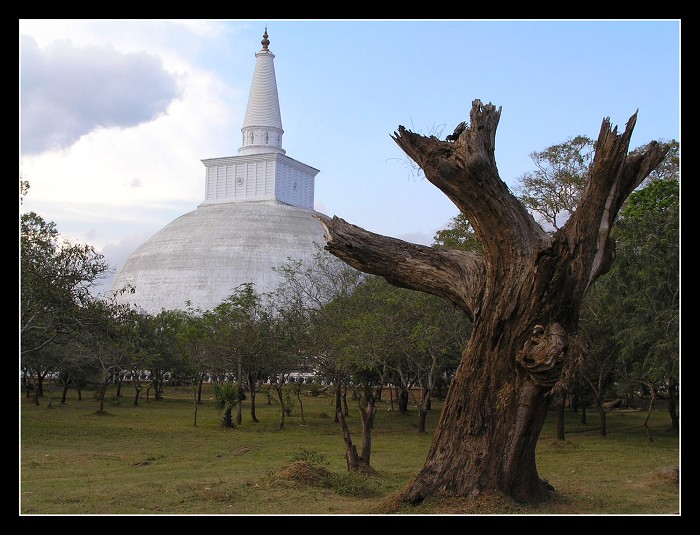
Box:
[318,99,668,504]
[176,306,215,427]
[581,171,679,433]
[515,135,594,230]
[21,210,110,400]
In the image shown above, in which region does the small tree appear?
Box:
[213,382,239,428]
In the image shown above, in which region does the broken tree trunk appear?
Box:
[317,99,668,505]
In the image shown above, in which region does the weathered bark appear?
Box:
[317,99,668,505]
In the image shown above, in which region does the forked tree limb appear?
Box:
[562,112,669,289]
[391,99,547,262]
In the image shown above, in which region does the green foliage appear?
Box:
[580,163,679,408]
[306,383,321,397]
[330,471,382,497]
[283,388,295,416]
[213,381,239,428]
[21,210,110,361]
[514,134,593,230]
[432,212,483,252]
[290,449,327,465]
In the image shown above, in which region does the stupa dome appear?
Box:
[111,201,325,314]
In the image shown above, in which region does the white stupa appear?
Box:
[111,29,326,314]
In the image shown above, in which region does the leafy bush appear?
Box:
[283,389,295,416]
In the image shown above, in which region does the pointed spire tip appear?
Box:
[261,27,270,51]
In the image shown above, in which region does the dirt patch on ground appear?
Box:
[276,461,334,486]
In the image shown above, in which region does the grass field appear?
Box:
[19,383,680,516]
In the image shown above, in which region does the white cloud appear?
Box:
[20,35,181,155]
[20,37,245,253]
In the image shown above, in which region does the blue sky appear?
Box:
[19,19,680,295]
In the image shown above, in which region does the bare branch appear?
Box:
[317,214,485,317]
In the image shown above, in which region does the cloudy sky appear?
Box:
[19,19,680,296]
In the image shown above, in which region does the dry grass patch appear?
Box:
[275,460,335,486]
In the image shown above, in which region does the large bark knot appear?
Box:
[516,323,568,388]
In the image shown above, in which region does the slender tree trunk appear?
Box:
[133,380,142,406]
[98,381,108,413]
[197,378,204,404]
[418,409,428,433]
[61,381,69,404]
[334,380,342,423]
[32,375,40,406]
[555,393,566,440]
[46,382,55,408]
[667,378,679,431]
[398,387,409,414]
[342,383,349,416]
[296,388,306,424]
[597,403,607,438]
[248,374,259,423]
[36,373,45,397]
[643,388,656,443]
[274,384,286,430]
[191,380,199,427]
[418,387,432,433]
[236,359,243,425]
[359,402,376,466]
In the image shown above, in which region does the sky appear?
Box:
[19,19,681,296]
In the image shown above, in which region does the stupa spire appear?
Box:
[238,27,285,156]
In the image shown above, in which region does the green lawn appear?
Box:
[19,384,679,515]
